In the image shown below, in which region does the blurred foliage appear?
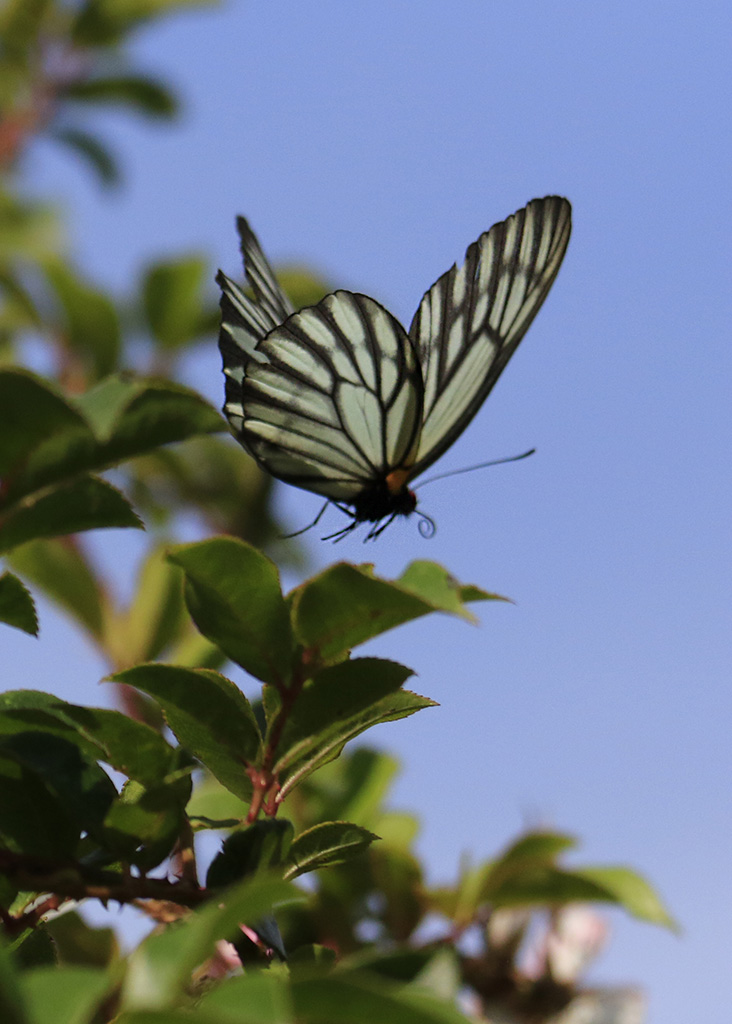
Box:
[0,3,672,1023]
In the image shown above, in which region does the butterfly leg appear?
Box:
[281,500,330,539]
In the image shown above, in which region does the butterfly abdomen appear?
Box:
[351,471,417,523]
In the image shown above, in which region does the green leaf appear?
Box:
[0,371,222,508]
[197,970,293,1024]
[573,866,678,930]
[71,0,218,47]
[206,821,294,887]
[0,754,81,857]
[0,269,41,331]
[292,972,471,1024]
[44,260,121,380]
[169,539,294,685]
[18,966,111,1024]
[290,561,495,662]
[0,370,89,480]
[8,538,105,639]
[0,692,184,788]
[491,830,577,873]
[273,658,414,769]
[44,910,119,967]
[0,194,60,264]
[277,689,436,800]
[85,711,189,787]
[112,664,262,800]
[142,255,209,347]
[0,0,53,57]
[185,772,249,830]
[0,572,37,635]
[0,731,116,839]
[300,748,401,826]
[121,875,297,1011]
[73,375,222,450]
[285,821,379,879]
[119,547,187,662]
[397,561,506,618]
[0,929,29,1024]
[49,128,121,187]
[0,475,142,554]
[62,76,178,118]
[103,777,189,869]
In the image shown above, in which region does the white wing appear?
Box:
[218,218,295,438]
[408,196,572,476]
[235,291,423,502]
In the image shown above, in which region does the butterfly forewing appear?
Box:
[408,196,571,478]
[237,291,423,502]
[235,216,295,325]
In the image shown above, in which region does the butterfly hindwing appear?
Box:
[234,290,424,502]
[408,196,572,477]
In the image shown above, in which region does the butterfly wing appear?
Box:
[218,218,296,438]
[408,196,572,477]
[226,289,424,503]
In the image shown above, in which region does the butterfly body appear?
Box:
[218,198,571,538]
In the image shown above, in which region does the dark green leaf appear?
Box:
[8,539,105,639]
[0,572,37,635]
[0,754,80,857]
[206,821,294,888]
[277,689,436,800]
[285,821,378,879]
[8,927,56,969]
[49,128,121,187]
[169,539,294,685]
[274,658,413,769]
[0,370,89,480]
[1,372,222,507]
[0,937,28,1024]
[71,0,218,46]
[112,664,261,800]
[0,475,142,554]
[0,731,116,838]
[62,76,178,118]
[142,255,209,347]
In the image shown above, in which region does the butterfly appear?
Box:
[217,196,571,540]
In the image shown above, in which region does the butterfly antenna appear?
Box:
[414,448,536,489]
[417,511,436,538]
[281,500,329,539]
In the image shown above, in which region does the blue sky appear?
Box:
[9,1,731,1020]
